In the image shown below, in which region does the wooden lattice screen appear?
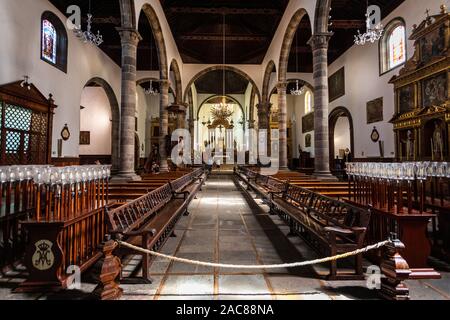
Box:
[0,81,56,165]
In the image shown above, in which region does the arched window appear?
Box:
[305,90,313,114]
[41,11,68,72]
[380,18,406,74]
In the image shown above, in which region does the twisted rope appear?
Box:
[117,240,390,269]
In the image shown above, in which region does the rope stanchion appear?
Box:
[116,239,390,269]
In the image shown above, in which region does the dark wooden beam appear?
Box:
[296,19,365,29]
[168,7,281,15]
[178,34,268,41]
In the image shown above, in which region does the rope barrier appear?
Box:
[117,239,391,269]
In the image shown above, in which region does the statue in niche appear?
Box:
[432,123,444,160]
[344,148,352,163]
[406,130,415,160]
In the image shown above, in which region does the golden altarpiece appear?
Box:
[390,5,449,161]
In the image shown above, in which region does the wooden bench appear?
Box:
[105,168,204,282]
[270,183,371,279]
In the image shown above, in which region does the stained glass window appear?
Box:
[388,25,406,69]
[305,91,313,114]
[42,19,57,64]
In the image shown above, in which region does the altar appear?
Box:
[389,6,449,161]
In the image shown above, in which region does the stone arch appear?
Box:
[140,3,169,80]
[262,60,276,103]
[183,66,261,104]
[278,9,310,82]
[328,106,354,170]
[170,59,182,103]
[83,77,120,172]
[314,0,332,34]
[119,0,136,28]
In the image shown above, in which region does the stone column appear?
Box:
[159,80,170,172]
[308,33,334,178]
[277,81,288,170]
[116,28,141,180]
[257,102,271,157]
[257,102,271,131]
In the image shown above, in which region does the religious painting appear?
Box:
[422,72,447,107]
[79,131,90,145]
[302,112,314,133]
[399,85,414,114]
[367,97,384,124]
[305,134,312,148]
[41,19,57,64]
[328,67,345,102]
[420,25,446,65]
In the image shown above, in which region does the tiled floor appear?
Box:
[1,173,449,300]
[122,174,450,300]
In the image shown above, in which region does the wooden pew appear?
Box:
[270,184,371,279]
[235,166,371,279]
[102,168,205,283]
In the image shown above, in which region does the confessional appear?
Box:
[0,81,56,165]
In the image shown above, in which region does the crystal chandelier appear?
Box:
[291,80,305,96]
[144,80,159,96]
[74,0,103,46]
[291,30,304,96]
[211,14,233,120]
[211,101,234,121]
[354,2,384,46]
[145,34,159,95]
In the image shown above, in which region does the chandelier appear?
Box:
[210,14,233,121]
[354,2,384,46]
[291,80,305,96]
[74,1,103,46]
[144,80,159,96]
[211,99,234,121]
[145,35,159,95]
[291,30,304,96]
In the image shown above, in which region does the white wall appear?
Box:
[79,87,112,155]
[0,0,121,158]
[327,0,442,159]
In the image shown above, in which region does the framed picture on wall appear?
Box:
[367,97,384,124]
[328,67,345,102]
[79,131,90,145]
[302,113,314,133]
[305,134,312,148]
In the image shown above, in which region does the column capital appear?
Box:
[307,32,333,50]
[159,79,171,90]
[116,27,142,45]
[276,81,289,92]
[257,102,272,110]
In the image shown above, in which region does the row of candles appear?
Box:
[0,165,112,222]
[345,162,449,214]
[345,162,450,181]
[0,165,112,184]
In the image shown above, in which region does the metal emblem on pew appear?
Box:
[32,240,55,271]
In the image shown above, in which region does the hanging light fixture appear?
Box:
[144,80,159,96]
[74,0,103,46]
[291,31,305,96]
[144,29,159,96]
[354,1,384,46]
[211,14,233,121]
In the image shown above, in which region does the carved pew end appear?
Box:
[93,240,123,300]
[380,235,411,301]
